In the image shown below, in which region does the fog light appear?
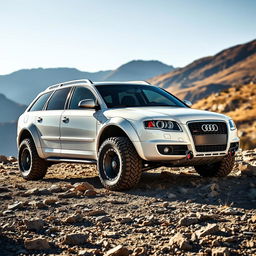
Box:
[163,147,169,153]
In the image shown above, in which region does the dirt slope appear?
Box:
[149,39,256,103]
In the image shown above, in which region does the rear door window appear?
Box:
[46,87,71,110]
[29,92,52,112]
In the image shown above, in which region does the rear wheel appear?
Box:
[18,138,48,180]
[97,137,142,190]
[194,155,235,177]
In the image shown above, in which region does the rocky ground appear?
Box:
[0,150,255,256]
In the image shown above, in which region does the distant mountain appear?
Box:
[0,68,111,104]
[0,93,26,122]
[104,60,174,81]
[149,39,256,103]
[0,60,173,104]
[193,82,256,149]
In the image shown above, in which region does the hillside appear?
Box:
[0,60,173,104]
[104,60,173,81]
[149,39,256,103]
[0,93,26,122]
[193,82,256,149]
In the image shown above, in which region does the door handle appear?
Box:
[62,116,69,123]
[37,117,43,123]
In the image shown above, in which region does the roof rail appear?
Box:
[46,79,93,91]
[126,80,151,85]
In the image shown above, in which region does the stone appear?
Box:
[48,184,62,193]
[104,245,129,256]
[178,216,198,226]
[73,182,95,192]
[84,189,97,197]
[96,216,111,223]
[169,232,192,250]
[133,247,145,256]
[195,224,220,238]
[86,209,106,216]
[251,215,256,223]
[0,155,8,163]
[24,188,39,196]
[120,217,133,224]
[43,198,58,205]
[64,213,83,224]
[24,238,50,250]
[211,247,230,256]
[8,201,23,210]
[24,219,44,232]
[62,233,88,245]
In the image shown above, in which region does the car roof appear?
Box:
[44,80,151,92]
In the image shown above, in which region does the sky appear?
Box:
[0,0,255,75]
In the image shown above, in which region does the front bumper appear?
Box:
[133,122,240,162]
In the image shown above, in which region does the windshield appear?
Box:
[95,84,187,108]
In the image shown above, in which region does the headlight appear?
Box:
[228,119,236,130]
[144,120,182,131]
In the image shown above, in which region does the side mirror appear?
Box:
[183,99,192,107]
[78,99,98,109]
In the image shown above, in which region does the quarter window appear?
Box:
[69,87,96,110]
[46,87,71,110]
[29,92,52,112]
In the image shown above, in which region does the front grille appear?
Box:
[195,145,227,152]
[157,145,188,155]
[188,121,227,135]
[188,121,228,152]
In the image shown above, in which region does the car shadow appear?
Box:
[43,167,256,210]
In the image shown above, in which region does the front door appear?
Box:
[60,86,97,159]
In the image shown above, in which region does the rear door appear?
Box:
[35,87,71,157]
[60,86,97,159]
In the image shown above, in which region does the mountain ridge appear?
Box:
[0,60,173,104]
[149,39,256,102]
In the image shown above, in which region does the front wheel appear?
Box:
[18,138,48,180]
[97,137,142,190]
[194,155,235,177]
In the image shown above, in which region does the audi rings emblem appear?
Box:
[201,124,218,132]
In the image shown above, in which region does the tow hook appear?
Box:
[228,149,236,157]
[186,150,194,160]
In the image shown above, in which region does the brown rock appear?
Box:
[86,209,106,216]
[62,233,88,245]
[43,198,58,205]
[84,189,97,197]
[24,238,50,250]
[74,182,95,192]
[178,216,198,226]
[64,213,83,224]
[0,155,8,163]
[169,232,192,250]
[104,245,129,256]
[24,219,44,232]
[195,224,219,238]
[211,247,230,256]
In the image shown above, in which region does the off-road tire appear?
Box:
[18,138,48,180]
[194,155,235,177]
[98,137,142,190]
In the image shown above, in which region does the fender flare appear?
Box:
[96,117,145,159]
[17,125,45,159]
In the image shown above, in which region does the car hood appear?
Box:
[103,107,230,124]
